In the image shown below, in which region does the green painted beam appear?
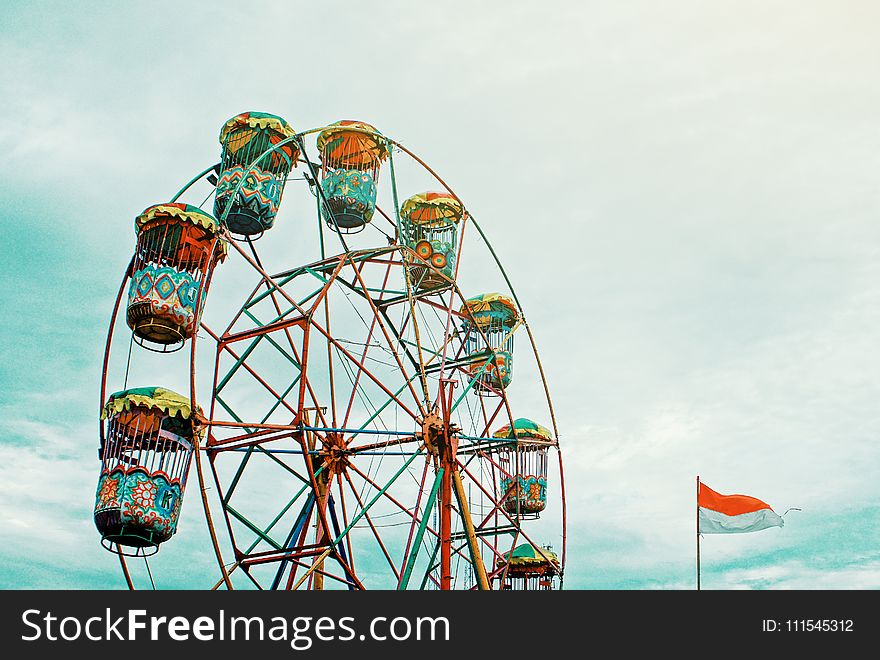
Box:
[226,504,283,551]
[398,468,444,590]
[419,540,441,590]
[242,310,301,367]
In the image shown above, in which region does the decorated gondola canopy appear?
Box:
[215,111,298,237]
[133,203,227,262]
[401,191,464,227]
[460,292,520,329]
[135,203,221,234]
[401,191,464,290]
[219,111,296,141]
[317,120,389,168]
[102,386,201,425]
[501,543,559,568]
[493,418,553,443]
[218,111,299,169]
[316,120,388,231]
[95,386,201,553]
[493,417,551,517]
[127,204,226,349]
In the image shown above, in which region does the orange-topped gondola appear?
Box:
[460,293,520,394]
[127,203,226,351]
[317,120,389,232]
[401,191,464,290]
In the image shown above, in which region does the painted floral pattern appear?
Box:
[131,479,158,508]
[93,467,184,543]
[95,474,120,511]
[321,168,378,226]
[469,351,513,390]
[501,474,548,514]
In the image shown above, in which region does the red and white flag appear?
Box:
[698,482,784,534]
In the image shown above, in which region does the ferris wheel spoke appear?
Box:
[210,444,315,565]
[345,458,441,545]
[205,326,301,415]
[339,470,401,581]
[347,259,429,408]
[225,504,285,551]
[309,317,422,423]
[338,254,397,429]
[227,238,313,318]
[292,448,423,590]
[396,455,432,588]
[223,246,342,432]
[418,542,443,590]
[449,469,490,590]
[345,434,420,454]
[331,347,396,440]
[205,339,304,434]
[231,321,322,429]
[280,498,320,590]
[287,560,352,589]
[423,536,483,584]
[334,473,356,578]
[207,426,299,453]
[214,318,332,432]
[350,375,420,440]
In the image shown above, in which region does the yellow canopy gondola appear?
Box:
[127,205,227,349]
[135,204,220,234]
[316,120,388,231]
[401,191,464,290]
[102,386,204,442]
[96,386,201,552]
[493,418,551,517]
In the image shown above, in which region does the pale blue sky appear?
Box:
[1,0,879,589]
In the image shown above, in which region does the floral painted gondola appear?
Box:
[214,111,299,238]
[460,293,520,393]
[95,387,202,554]
[127,204,227,351]
[493,418,554,518]
[401,191,464,290]
[317,120,388,232]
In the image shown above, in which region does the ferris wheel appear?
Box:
[95,112,567,590]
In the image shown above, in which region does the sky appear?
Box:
[1,0,879,590]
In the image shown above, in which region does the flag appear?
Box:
[698,482,784,534]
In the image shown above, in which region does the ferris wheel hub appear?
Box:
[320,432,350,475]
[419,412,460,459]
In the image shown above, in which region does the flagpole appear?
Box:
[696,475,701,591]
